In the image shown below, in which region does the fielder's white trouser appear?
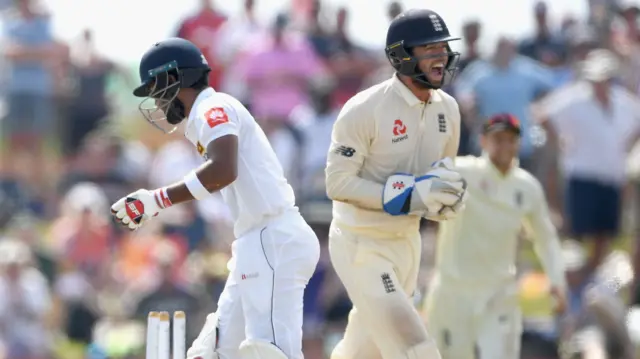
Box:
[216,209,320,359]
[423,276,522,359]
[329,222,441,359]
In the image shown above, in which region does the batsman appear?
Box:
[325,9,468,359]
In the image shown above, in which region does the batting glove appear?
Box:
[187,312,219,359]
[110,188,172,230]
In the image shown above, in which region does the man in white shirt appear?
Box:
[325,9,468,359]
[534,48,640,311]
[423,114,567,359]
[110,38,320,359]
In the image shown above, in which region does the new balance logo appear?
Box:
[334,145,355,158]
[381,273,395,293]
[438,113,447,133]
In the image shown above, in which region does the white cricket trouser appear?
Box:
[329,222,438,359]
[215,208,320,359]
[424,277,522,359]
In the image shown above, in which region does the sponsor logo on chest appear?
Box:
[392,119,408,144]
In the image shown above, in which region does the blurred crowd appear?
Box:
[2,0,640,358]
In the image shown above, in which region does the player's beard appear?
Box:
[411,73,442,89]
[166,98,186,125]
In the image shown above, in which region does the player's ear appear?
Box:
[479,133,488,149]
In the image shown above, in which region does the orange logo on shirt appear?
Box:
[393,119,407,136]
[205,107,229,128]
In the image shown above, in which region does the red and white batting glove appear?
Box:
[110,188,172,230]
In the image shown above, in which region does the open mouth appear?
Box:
[430,63,445,79]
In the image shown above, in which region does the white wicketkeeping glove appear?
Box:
[110,188,169,230]
[419,158,468,221]
[382,158,466,218]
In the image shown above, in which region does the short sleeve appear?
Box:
[196,104,240,146]
[536,84,584,128]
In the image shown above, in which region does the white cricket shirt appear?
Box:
[325,75,461,236]
[184,88,296,237]
[541,81,640,185]
[435,155,566,291]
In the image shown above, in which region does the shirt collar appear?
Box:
[390,74,441,107]
[480,151,519,178]
[186,87,216,124]
[184,87,216,137]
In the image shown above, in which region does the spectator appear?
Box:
[534,49,640,312]
[588,0,617,45]
[458,20,482,72]
[215,0,263,104]
[175,0,226,90]
[386,1,403,21]
[133,240,203,343]
[147,138,209,251]
[293,80,338,222]
[455,37,555,171]
[612,1,640,94]
[1,0,62,206]
[305,0,333,60]
[57,132,132,204]
[53,259,99,348]
[518,1,568,65]
[0,239,52,359]
[49,182,113,286]
[326,7,376,109]
[237,13,326,136]
[359,1,404,89]
[63,29,133,159]
[183,243,229,313]
[7,214,57,283]
[452,20,482,155]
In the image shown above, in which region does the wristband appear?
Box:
[184,170,210,200]
[154,187,173,209]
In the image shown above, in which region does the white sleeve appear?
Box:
[523,178,567,292]
[196,103,240,147]
[325,101,383,210]
[537,84,583,128]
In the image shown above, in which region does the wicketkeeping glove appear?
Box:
[422,158,468,221]
[382,158,467,218]
[110,188,172,230]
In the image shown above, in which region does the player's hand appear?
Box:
[110,188,168,230]
[550,286,567,315]
[382,158,466,217]
[417,158,468,220]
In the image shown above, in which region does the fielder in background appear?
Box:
[110,38,320,359]
[325,9,467,359]
[423,114,567,359]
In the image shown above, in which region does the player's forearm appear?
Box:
[532,227,567,291]
[326,173,383,210]
[166,160,237,205]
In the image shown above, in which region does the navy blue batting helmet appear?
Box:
[385,9,460,89]
[134,38,211,132]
